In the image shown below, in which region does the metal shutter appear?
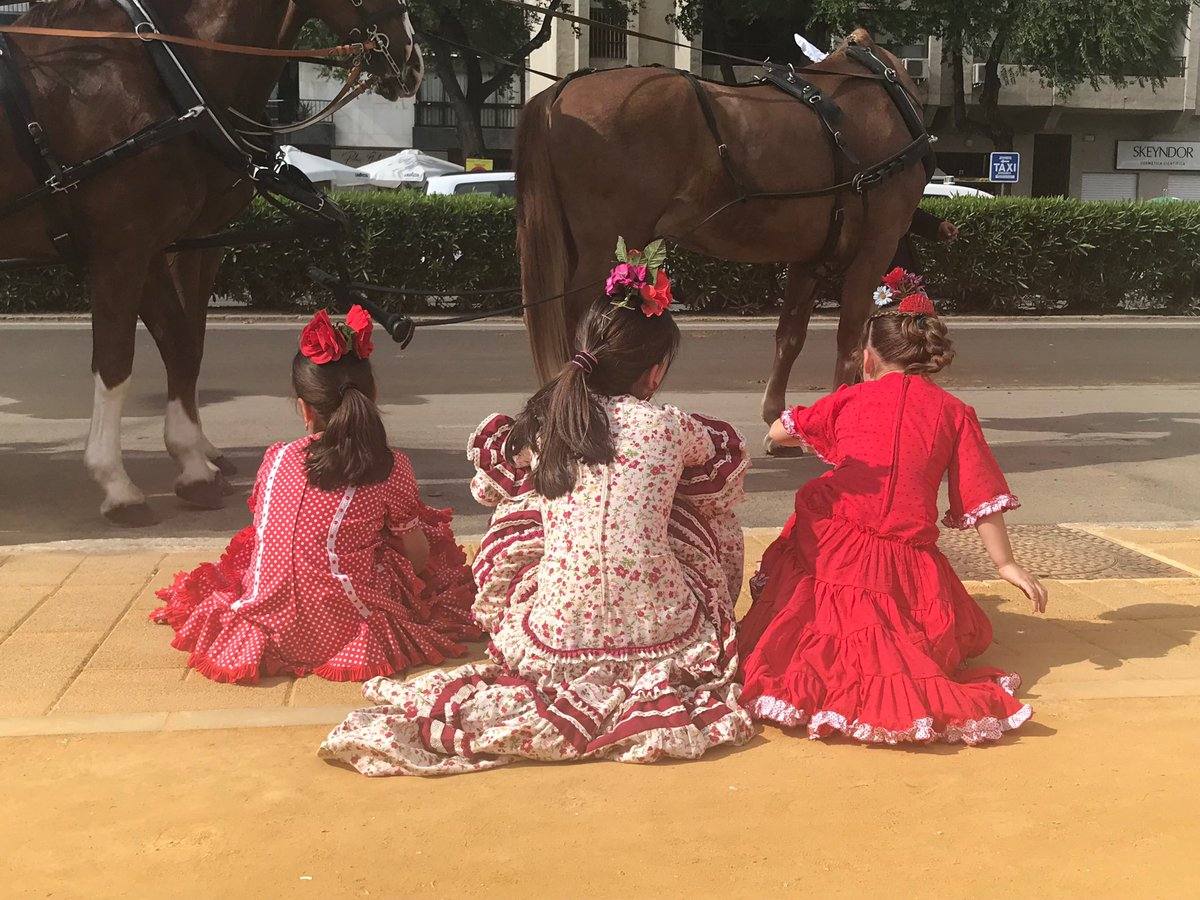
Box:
[1166,175,1200,200]
[1080,173,1138,201]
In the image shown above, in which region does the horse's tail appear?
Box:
[516,88,572,384]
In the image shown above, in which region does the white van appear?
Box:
[426,172,517,197]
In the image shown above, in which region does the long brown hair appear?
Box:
[507,300,681,498]
[862,312,955,375]
[292,352,393,491]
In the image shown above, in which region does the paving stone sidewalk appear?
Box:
[0,525,1197,737]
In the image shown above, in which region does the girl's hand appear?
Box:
[998,562,1048,613]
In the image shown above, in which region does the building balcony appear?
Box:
[0,3,30,23]
[965,60,1189,113]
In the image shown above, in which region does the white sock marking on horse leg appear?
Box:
[85,374,145,513]
[165,398,216,486]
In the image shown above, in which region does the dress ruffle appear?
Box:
[740,515,1030,746]
[150,512,479,684]
[320,411,755,776]
[943,493,1022,529]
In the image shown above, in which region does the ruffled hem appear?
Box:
[749,673,1031,746]
[942,493,1021,530]
[319,664,755,776]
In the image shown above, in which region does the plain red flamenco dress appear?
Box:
[739,372,1030,745]
[151,438,480,683]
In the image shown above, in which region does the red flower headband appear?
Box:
[299,305,374,365]
[605,236,674,317]
[873,267,937,317]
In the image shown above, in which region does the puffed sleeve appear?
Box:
[664,404,718,467]
[780,385,852,465]
[943,406,1020,529]
[382,451,422,536]
[466,414,534,508]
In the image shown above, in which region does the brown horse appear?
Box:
[516,29,927,425]
[0,0,420,523]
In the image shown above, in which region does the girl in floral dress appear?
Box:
[152,307,479,683]
[321,241,755,776]
[739,270,1049,745]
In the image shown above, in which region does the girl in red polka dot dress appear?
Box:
[739,271,1049,745]
[152,306,479,683]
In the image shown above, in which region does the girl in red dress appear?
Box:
[152,307,479,683]
[739,271,1048,745]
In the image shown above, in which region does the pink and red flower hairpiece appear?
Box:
[873,267,937,317]
[299,305,374,365]
[605,236,674,317]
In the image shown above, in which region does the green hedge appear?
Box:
[3,193,1199,314]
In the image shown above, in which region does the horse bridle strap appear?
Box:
[0,23,374,61]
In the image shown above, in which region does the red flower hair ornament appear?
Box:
[299,305,374,365]
[605,236,674,317]
[873,267,938,317]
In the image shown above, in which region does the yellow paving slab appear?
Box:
[0,586,55,637]
[0,553,81,587]
[51,667,290,716]
[16,582,142,634]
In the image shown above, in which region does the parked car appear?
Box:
[923,181,995,198]
[426,172,517,197]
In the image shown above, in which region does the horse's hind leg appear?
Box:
[140,258,225,510]
[86,258,154,525]
[761,264,818,425]
[167,247,236,476]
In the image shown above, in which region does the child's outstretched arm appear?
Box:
[768,417,804,448]
[976,512,1048,613]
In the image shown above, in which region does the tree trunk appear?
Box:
[978,31,1015,150]
[701,0,737,84]
[452,97,488,159]
[947,31,969,133]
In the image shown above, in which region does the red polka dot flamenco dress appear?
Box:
[738,372,1030,745]
[151,438,480,683]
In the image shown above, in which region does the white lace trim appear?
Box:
[943,493,1021,530]
[231,443,289,612]
[328,486,371,620]
[778,408,834,465]
[749,673,1031,746]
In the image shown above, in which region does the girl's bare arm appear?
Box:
[976,512,1048,613]
[768,418,803,447]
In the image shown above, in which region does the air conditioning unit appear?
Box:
[972,62,988,87]
[901,58,928,81]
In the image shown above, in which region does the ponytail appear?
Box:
[506,298,681,499]
[292,352,393,491]
[508,361,613,499]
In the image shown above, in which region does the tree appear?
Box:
[408,0,569,159]
[672,1,824,84]
[811,0,1194,149]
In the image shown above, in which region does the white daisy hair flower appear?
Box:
[873,286,894,307]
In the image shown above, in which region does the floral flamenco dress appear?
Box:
[151,438,480,683]
[319,397,755,776]
[739,372,1031,745]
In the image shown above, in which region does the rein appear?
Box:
[0,23,373,63]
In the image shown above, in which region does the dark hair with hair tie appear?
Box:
[507,299,681,499]
[292,353,393,491]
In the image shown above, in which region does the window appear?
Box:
[588,6,628,61]
[454,181,516,197]
[1165,175,1200,200]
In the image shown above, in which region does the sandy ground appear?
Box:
[3,696,1198,899]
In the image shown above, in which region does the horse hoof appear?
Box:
[210,455,238,477]
[764,435,809,459]
[103,503,158,528]
[176,477,226,510]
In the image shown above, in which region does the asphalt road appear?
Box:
[2,318,1198,545]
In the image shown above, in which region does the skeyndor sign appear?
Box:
[1117,141,1200,171]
